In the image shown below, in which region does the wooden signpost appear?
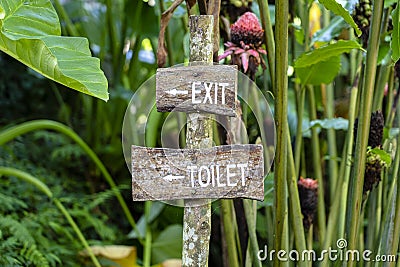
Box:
[132,144,264,201]
[131,15,264,266]
[156,65,237,116]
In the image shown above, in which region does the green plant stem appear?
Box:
[243,199,261,267]
[376,166,397,261]
[366,189,378,255]
[389,104,400,266]
[323,82,359,262]
[307,85,326,241]
[53,0,80,37]
[250,85,271,167]
[346,0,384,261]
[294,87,306,177]
[321,186,341,266]
[373,63,391,111]
[257,0,276,89]
[274,0,289,263]
[306,225,313,265]
[386,81,400,130]
[338,78,360,240]
[221,200,240,267]
[385,68,395,125]
[349,30,358,83]
[143,201,152,267]
[0,167,101,267]
[0,120,141,243]
[286,129,308,267]
[105,0,121,78]
[324,83,338,204]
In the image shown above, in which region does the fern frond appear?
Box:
[20,242,50,267]
[70,209,116,240]
[0,192,28,212]
[0,216,35,245]
[51,144,85,161]
[85,184,129,210]
[33,130,68,145]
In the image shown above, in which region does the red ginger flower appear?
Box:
[298,177,318,231]
[218,12,266,80]
[231,12,264,46]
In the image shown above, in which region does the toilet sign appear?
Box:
[156,65,237,116]
[131,144,264,201]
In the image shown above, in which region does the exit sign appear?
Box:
[156,65,237,116]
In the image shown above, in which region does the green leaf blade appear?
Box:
[391,1,400,62]
[296,56,341,85]
[318,0,362,36]
[309,117,349,130]
[0,0,108,101]
[294,40,363,85]
[294,40,363,68]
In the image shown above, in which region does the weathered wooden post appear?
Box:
[183,15,216,266]
[131,15,264,267]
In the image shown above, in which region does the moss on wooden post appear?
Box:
[182,15,214,267]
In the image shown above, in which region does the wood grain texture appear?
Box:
[156,65,237,116]
[183,15,214,267]
[131,144,264,201]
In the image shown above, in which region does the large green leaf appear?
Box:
[308,117,349,130]
[296,56,341,85]
[294,40,363,85]
[318,0,362,36]
[151,224,183,264]
[294,40,363,68]
[0,0,109,101]
[391,0,400,62]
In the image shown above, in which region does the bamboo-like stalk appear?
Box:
[307,85,326,241]
[286,129,308,267]
[143,201,153,267]
[53,0,79,37]
[372,64,391,111]
[105,0,120,71]
[221,200,240,267]
[385,68,396,124]
[243,199,262,267]
[346,0,384,263]
[366,189,378,257]
[338,82,358,240]
[321,81,359,264]
[389,105,400,267]
[273,0,289,264]
[0,167,101,267]
[324,83,339,204]
[0,120,141,243]
[294,87,306,177]
[257,0,276,89]
[376,166,398,262]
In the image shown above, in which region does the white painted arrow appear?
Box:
[166,89,189,96]
[163,174,185,181]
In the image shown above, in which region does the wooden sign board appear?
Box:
[156,65,237,116]
[132,144,264,201]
